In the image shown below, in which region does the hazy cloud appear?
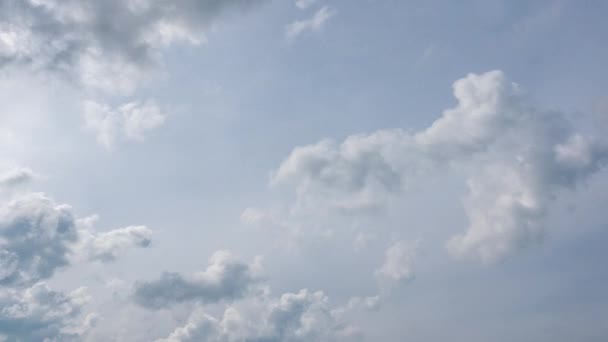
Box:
[375,240,417,285]
[0,282,93,341]
[83,100,166,149]
[286,6,336,40]
[158,288,357,342]
[81,222,152,263]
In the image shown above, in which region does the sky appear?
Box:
[0,0,607,341]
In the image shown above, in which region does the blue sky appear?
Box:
[0,0,607,341]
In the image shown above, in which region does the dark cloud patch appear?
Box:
[133,251,259,310]
[0,0,265,92]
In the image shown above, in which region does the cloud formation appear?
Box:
[0,167,36,190]
[375,240,417,286]
[0,191,151,339]
[0,193,78,286]
[271,70,608,261]
[83,100,166,149]
[0,0,264,93]
[158,288,357,342]
[133,251,261,310]
[81,223,152,263]
[0,282,94,341]
[286,6,336,40]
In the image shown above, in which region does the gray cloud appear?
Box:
[270,70,608,261]
[0,167,36,189]
[0,193,154,286]
[0,192,150,340]
[133,250,261,310]
[0,0,264,93]
[0,193,78,286]
[135,250,362,341]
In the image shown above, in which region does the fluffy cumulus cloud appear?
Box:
[0,0,264,93]
[270,70,608,262]
[157,287,357,342]
[130,249,364,341]
[0,193,78,286]
[0,193,153,286]
[270,132,409,214]
[286,6,336,40]
[83,100,166,149]
[0,192,151,339]
[0,283,94,341]
[133,250,261,310]
[80,222,152,262]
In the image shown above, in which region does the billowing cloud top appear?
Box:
[271,70,608,262]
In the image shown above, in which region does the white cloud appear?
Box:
[83,100,166,149]
[0,193,154,286]
[375,240,417,285]
[269,70,608,261]
[81,223,152,263]
[286,6,337,40]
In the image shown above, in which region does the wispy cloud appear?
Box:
[295,0,318,10]
[285,6,337,40]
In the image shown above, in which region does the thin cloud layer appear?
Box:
[0,167,36,189]
[83,100,166,149]
[271,70,608,262]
